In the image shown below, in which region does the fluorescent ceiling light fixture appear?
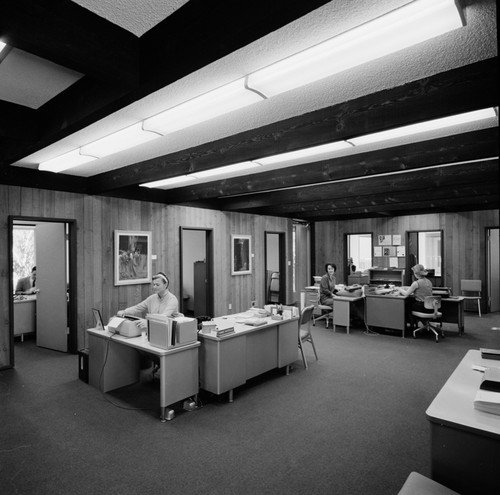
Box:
[191,161,261,179]
[0,41,6,53]
[80,122,161,158]
[141,175,196,188]
[254,141,353,166]
[246,0,464,97]
[39,149,97,173]
[143,78,265,135]
[349,108,498,146]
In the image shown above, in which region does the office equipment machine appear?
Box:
[147,314,198,349]
[107,316,142,337]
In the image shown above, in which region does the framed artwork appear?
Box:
[231,235,252,275]
[114,230,152,286]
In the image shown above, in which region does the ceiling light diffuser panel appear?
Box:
[143,78,265,135]
[38,149,97,173]
[246,0,464,97]
[80,122,161,158]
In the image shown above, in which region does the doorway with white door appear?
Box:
[9,216,77,366]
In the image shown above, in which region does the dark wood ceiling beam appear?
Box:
[214,160,499,210]
[0,165,87,192]
[158,128,499,203]
[87,57,498,194]
[1,0,139,85]
[248,183,500,216]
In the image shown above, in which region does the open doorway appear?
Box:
[9,216,77,366]
[265,231,286,304]
[180,227,214,318]
[405,230,444,286]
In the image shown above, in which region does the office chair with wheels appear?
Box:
[412,296,443,343]
[298,305,318,369]
[460,279,482,317]
[313,290,333,328]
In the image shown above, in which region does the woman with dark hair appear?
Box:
[319,263,338,306]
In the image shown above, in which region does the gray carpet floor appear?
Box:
[1,312,499,495]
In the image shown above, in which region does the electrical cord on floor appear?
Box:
[98,334,156,413]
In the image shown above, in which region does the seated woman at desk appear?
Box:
[397,264,433,313]
[320,263,339,306]
[117,272,180,329]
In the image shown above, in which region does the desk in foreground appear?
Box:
[426,350,500,494]
[87,328,200,422]
[198,315,298,401]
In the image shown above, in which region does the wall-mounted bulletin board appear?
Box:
[373,233,406,269]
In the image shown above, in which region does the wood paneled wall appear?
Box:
[0,185,292,369]
[314,210,499,297]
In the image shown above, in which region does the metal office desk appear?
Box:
[439,297,465,335]
[364,293,411,337]
[87,328,200,422]
[332,296,364,334]
[198,314,298,401]
[426,350,500,494]
[13,295,37,340]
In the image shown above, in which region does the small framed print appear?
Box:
[114,230,152,286]
[231,235,252,275]
[378,235,392,246]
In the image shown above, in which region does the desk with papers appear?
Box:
[198,312,298,401]
[426,350,500,494]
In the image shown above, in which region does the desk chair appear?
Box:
[412,296,443,343]
[298,305,318,369]
[313,290,333,328]
[268,271,280,303]
[460,279,482,317]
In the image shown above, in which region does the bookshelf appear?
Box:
[369,268,405,286]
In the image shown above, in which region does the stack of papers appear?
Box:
[474,366,500,415]
[474,390,500,415]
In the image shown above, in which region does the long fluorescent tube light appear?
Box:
[349,108,498,146]
[192,161,261,179]
[254,141,353,166]
[143,78,265,135]
[0,41,6,53]
[141,175,196,188]
[246,0,464,97]
[81,123,161,158]
[39,149,97,173]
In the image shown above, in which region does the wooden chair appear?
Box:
[298,305,318,369]
[412,296,443,343]
[460,279,482,317]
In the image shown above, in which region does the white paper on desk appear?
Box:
[473,389,500,415]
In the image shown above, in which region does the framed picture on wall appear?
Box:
[231,235,252,275]
[114,230,152,286]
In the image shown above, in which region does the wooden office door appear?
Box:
[36,223,68,352]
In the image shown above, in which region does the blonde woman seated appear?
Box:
[397,264,433,314]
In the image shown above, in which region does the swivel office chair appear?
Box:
[312,290,334,328]
[298,305,318,369]
[412,296,443,343]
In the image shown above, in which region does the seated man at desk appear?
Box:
[117,272,180,329]
[15,266,38,295]
[396,264,433,313]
